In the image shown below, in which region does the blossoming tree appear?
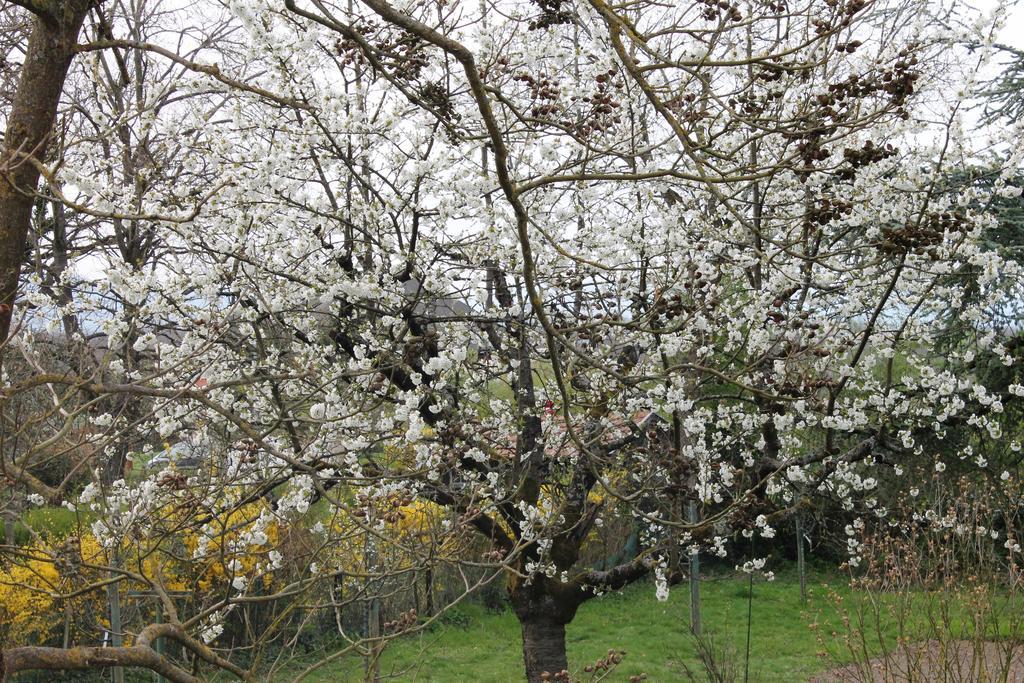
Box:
[2,0,1023,680]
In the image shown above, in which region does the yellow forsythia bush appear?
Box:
[179,501,283,592]
[0,495,311,653]
[0,546,60,645]
[0,535,107,647]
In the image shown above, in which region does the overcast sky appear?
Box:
[986,0,1024,47]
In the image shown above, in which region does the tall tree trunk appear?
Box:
[0,1,90,356]
[520,617,568,683]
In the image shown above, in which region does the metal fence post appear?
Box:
[796,513,807,605]
[107,578,124,683]
[688,500,701,635]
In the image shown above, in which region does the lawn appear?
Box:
[0,505,93,545]
[11,562,1015,683]
[277,569,848,682]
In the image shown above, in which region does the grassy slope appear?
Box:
[0,505,93,545]
[287,571,846,682]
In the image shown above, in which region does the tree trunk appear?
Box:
[0,1,90,354]
[520,617,568,683]
[511,581,579,683]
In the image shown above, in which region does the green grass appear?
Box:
[276,570,847,682]
[275,570,1024,682]
[0,505,94,545]
[12,563,1016,683]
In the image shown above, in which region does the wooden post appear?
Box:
[688,500,701,635]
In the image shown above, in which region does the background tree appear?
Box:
[0,0,92,351]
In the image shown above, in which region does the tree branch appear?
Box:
[74,40,309,110]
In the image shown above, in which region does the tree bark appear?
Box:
[520,617,568,683]
[1,621,252,682]
[0,644,197,683]
[511,581,579,683]
[0,0,90,353]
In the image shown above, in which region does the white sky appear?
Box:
[993,0,1024,45]
[977,0,1024,51]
